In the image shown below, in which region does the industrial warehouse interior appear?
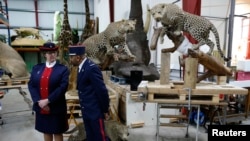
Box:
[1,0,250,141]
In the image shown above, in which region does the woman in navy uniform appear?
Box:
[28,42,69,141]
[69,45,110,141]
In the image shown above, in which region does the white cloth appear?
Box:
[176,36,192,55]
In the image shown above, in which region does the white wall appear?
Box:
[0,0,93,41]
[232,2,250,66]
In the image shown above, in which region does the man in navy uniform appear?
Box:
[68,45,110,141]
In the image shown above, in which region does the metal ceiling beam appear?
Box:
[227,0,235,68]
[1,7,93,15]
[34,0,39,28]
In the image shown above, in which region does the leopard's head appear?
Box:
[150,3,182,23]
[118,19,136,34]
[114,123,129,141]
[149,3,166,22]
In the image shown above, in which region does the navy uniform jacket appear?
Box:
[28,63,69,114]
[77,59,110,120]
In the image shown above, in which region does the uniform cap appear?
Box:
[39,42,58,51]
[68,45,85,55]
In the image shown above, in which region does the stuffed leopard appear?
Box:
[81,19,137,69]
[150,3,230,62]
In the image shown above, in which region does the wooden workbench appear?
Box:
[106,79,249,125]
[229,80,250,118]
[137,80,248,104]
[107,80,248,104]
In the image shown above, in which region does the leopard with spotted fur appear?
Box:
[81,19,137,70]
[150,3,230,62]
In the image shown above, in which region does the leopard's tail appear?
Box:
[211,24,231,62]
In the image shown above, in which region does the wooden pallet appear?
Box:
[67,101,82,117]
[137,81,248,105]
[0,78,29,86]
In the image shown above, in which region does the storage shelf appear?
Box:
[0,1,10,45]
[13,47,40,52]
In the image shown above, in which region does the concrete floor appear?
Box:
[0,88,210,141]
[1,72,250,141]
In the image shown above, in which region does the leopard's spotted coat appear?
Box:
[150,3,230,62]
[81,19,137,69]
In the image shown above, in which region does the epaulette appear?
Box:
[88,60,96,67]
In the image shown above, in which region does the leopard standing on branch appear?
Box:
[149,3,231,62]
[81,19,137,70]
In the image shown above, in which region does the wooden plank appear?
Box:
[144,82,248,95]
[107,80,127,94]
[184,57,198,89]
[160,114,187,119]
[216,76,227,85]
[0,85,26,89]
[67,109,81,114]
[146,83,175,93]
[130,121,145,128]
[160,53,170,84]
[160,123,186,127]
[179,85,248,95]
[0,79,29,87]
[14,48,39,52]
[147,100,228,105]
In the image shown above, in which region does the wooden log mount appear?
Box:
[160,53,170,85]
[183,57,198,89]
[188,48,232,83]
